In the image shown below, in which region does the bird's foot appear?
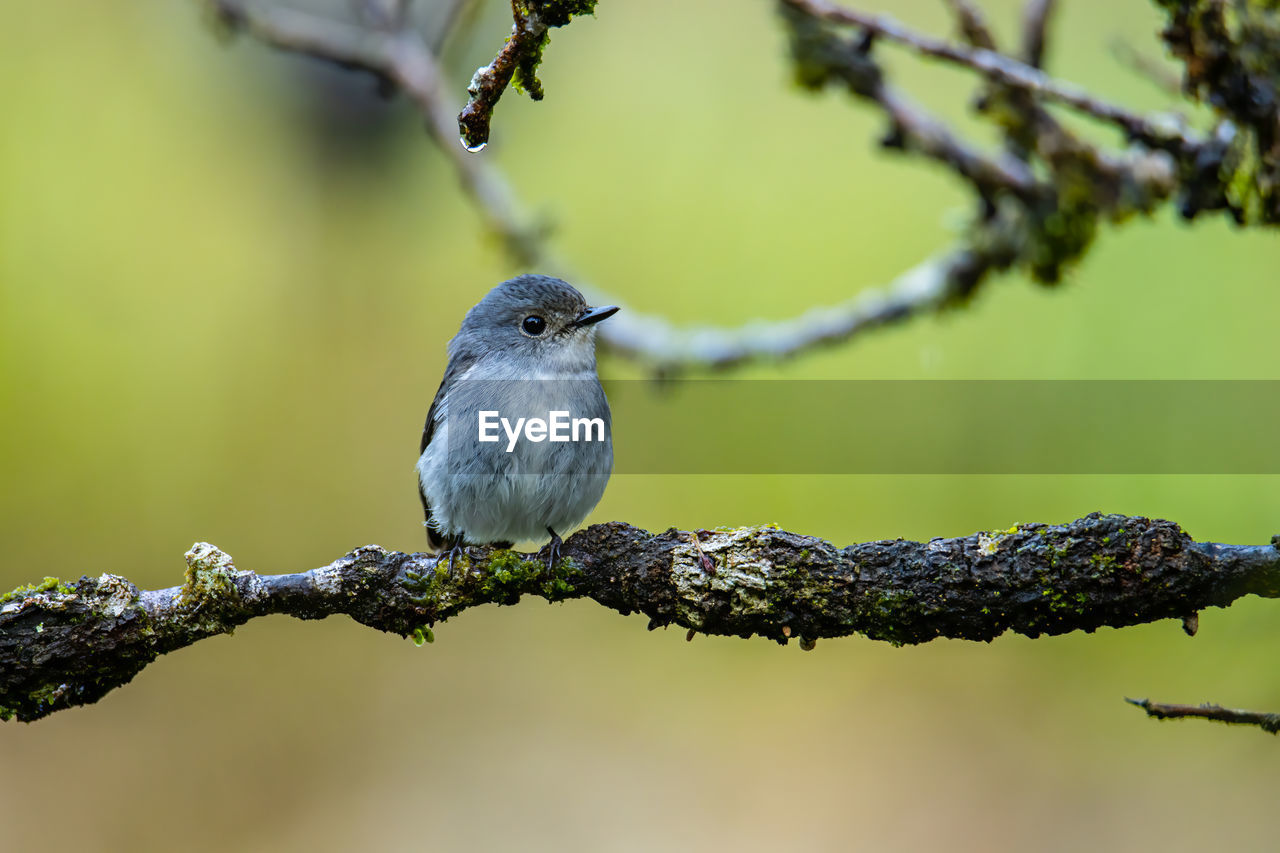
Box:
[543,527,563,572]
[403,537,466,602]
[435,537,466,574]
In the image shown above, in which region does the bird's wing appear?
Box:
[418,354,477,549]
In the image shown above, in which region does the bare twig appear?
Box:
[1126,698,1280,735]
[874,80,1042,198]
[429,0,480,55]
[1109,37,1184,98]
[1020,0,1055,69]
[4,513,1279,722]
[593,246,1011,371]
[350,0,411,31]
[940,0,995,51]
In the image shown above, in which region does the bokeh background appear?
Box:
[2,0,1278,850]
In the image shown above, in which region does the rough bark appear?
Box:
[2,513,1278,723]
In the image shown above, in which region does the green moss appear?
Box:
[1043,541,1067,569]
[411,626,435,646]
[1088,552,1119,577]
[511,1,598,100]
[406,549,581,610]
[858,588,922,647]
[1,680,71,723]
[1046,589,1090,616]
[520,0,596,27]
[482,551,580,604]
[1,576,73,604]
[480,550,540,604]
[541,577,576,600]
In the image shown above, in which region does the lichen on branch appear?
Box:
[3,514,1279,723]
[457,0,597,150]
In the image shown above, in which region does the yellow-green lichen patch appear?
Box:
[402,554,478,609]
[404,548,581,612]
[181,543,240,608]
[1,576,74,604]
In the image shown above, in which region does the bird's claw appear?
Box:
[544,527,563,572]
[435,538,465,574]
[404,538,465,603]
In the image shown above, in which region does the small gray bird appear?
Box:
[416,274,617,568]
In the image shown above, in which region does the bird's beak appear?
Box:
[572,305,620,327]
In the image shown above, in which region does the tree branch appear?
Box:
[205,0,1279,374]
[210,0,967,373]
[1019,0,1056,70]
[3,513,1278,723]
[782,0,1199,152]
[783,0,1279,224]
[458,1,598,151]
[1126,697,1280,735]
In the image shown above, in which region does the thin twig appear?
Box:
[593,246,1006,371]
[876,81,1040,198]
[940,0,995,50]
[456,15,538,151]
[429,0,480,55]
[1020,0,1055,69]
[456,1,598,150]
[781,0,1200,153]
[1126,698,1280,735]
[1109,37,1184,98]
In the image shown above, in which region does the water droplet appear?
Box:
[460,137,486,153]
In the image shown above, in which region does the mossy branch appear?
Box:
[457,0,597,150]
[3,513,1278,723]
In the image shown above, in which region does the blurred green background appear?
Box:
[2,0,1278,850]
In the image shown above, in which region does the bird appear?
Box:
[416,274,618,570]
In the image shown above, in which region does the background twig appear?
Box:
[1126,698,1280,735]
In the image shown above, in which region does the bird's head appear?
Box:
[454,274,619,372]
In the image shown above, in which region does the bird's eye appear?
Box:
[521,315,546,336]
